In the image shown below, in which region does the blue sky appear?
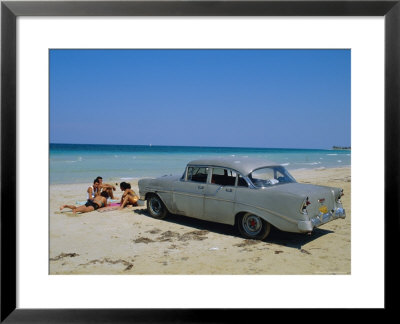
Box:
[50,49,350,149]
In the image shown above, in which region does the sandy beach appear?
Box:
[49,167,351,275]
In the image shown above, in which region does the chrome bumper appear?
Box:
[298,208,346,232]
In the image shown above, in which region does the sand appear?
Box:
[49,167,351,275]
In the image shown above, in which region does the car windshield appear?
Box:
[249,166,296,188]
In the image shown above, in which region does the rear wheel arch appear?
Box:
[234,210,270,226]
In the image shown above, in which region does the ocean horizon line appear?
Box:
[50,142,347,151]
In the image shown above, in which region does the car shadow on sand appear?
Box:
[134,209,333,249]
[266,226,334,249]
[135,209,238,237]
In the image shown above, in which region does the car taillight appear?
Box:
[301,197,311,214]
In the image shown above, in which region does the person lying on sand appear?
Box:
[118,181,139,210]
[60,191,109,214]
[96,176,117,199]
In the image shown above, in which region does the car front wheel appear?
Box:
[147,194,168,219]
[238,212,270,240]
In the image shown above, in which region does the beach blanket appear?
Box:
[109,203,120,207]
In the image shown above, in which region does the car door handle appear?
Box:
[198,185,204,189]
[226,188,233,192]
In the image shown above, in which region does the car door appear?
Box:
[172,166,208,219]
[203,167,237,225]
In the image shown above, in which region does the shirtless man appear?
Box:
[95,176,116,199]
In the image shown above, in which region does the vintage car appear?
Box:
[138,157,346,240]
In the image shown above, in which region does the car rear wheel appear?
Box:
[238,212,270,240]
[147,194,168,219]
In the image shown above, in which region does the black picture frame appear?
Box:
[1,0,398,322]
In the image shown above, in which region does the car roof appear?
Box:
[187,157,279,175]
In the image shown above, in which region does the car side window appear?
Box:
[187,166,208,183]
[237,174,248,187]
[211,168,237,186]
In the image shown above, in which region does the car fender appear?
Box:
[233,203,299,233]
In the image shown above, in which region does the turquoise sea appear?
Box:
[49,144,351,184]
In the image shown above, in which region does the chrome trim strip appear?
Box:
[173,191,204,199]
[204,196,234,203]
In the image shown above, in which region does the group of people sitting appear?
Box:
[60,176,139,214]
